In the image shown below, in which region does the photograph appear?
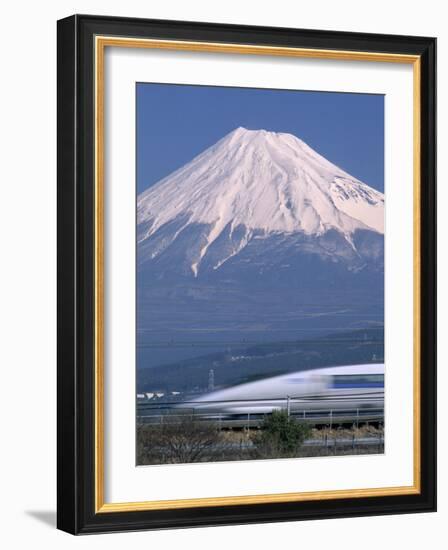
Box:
[0,0,442,544]
[135,83,385,466]
[54,13,436,533]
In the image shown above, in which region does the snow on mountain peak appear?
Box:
[137,127,384,276]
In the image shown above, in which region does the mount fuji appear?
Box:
[137,128,384,370]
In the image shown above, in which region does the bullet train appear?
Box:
[181,363,384,415]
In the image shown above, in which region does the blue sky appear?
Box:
[136,83,384,195]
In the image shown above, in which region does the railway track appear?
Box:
[137,407,384,429]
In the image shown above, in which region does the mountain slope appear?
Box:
[136,127,384,372]
[137,127,384,278]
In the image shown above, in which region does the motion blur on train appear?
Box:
[176,364,384,421]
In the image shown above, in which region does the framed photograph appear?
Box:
[57,14,436,534]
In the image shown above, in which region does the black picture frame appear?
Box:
[57,14,436,534]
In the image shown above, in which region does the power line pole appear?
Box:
[208,369,215,392]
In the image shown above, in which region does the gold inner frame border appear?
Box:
[94,35,421,514]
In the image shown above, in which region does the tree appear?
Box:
[137,416,224,464]
[252,410,311,458]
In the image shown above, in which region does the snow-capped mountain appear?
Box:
[137,127,384,278]
[136,127,384,371]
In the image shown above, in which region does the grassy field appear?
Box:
[137,417,384,465]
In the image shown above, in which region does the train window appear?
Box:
[331,374,384,388]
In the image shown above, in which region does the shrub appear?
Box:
[252,410,311,458]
